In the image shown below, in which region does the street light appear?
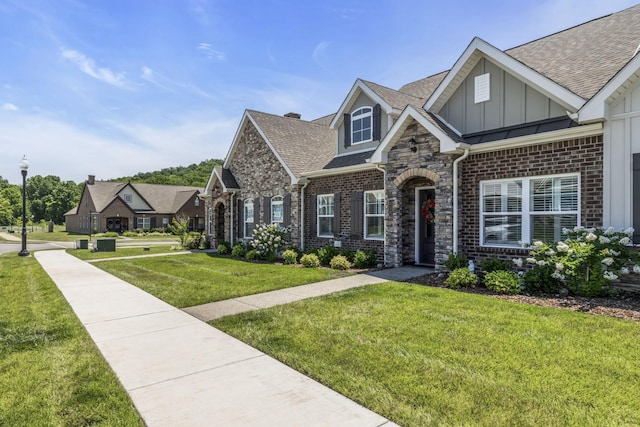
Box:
[18,155,29,257]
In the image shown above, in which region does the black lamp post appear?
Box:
[18,155,29,257]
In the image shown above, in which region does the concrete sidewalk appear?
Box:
[36,250,426,427]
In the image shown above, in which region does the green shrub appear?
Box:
[444,253,468,271]
[300,253,320,268]
[317,244,339,266]
[340,249,355,263]
[479,256,513,274]
[330,255,351,270]
[444,267,478,289]
[102,231,118,237]
[231,243,246,258]
[522,265,562,293]
[245,249,257,260]
[217,241,231,255]
[282,249,298,265]
[183,232,204,249]
[484,270,520,294]
[353,249,377,268]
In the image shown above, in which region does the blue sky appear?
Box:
[1,0,638,184]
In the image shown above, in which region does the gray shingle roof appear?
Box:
[361,80,425,110]
[248,110,336,177]
[398,71,448,100]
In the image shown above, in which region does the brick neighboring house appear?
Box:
[65,175,205,234]
[205,5,640,270]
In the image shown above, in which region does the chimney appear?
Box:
[284,112,301,119]
[87,175,95,185]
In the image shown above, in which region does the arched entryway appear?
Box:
[215,203,226,244]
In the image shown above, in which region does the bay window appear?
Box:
[481,174,579,246]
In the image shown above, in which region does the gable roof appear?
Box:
[204,166,240,194]
[81,181,202,214]
[223,110,335,184]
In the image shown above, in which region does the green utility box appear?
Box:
[95,238,116,252]
[76,239,88,250]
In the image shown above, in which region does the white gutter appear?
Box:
[374,163,387,266]
[452,149,470,254]
[299,178,309,251]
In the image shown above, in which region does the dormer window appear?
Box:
[351,107,373,144]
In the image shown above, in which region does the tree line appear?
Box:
[0,159,222,226]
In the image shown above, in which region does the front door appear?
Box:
[417,189,435,265]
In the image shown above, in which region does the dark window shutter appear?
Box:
[263,196,271,224]
[634,154,640,243]
[372,104,382,141]
[343,113,351,148]
[237,199,244,239]
[310,195,317,236]
[133,216,138,229]
[351,191,364,239]
[333,192,341,237]
[150,217,157,229]
[283,194,291,227]
[254,199,260,225]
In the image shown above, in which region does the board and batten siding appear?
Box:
[605,81,640,240]
[438,57,566,134]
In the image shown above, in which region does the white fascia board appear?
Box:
[447,122,603,154]
[328,79,394,129]
[579,54,640,123]
[204,168,217,194]
[370,106,458,163]
[424,37,585,113]
[222,110,251,169]
[301,162,377,179]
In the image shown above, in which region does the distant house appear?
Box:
[204,5,640,269]
[65,175,205,234]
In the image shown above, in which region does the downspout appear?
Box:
[452,149,470,254]
[374,163,387,266]
[299,178,309,251]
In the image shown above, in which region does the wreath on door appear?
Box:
[421,199,436,222]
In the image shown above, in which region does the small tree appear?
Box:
[167,215,190,247]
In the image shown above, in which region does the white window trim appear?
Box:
[137,217,150,230]
[317,194,334,238]
[351,106,373,145]
[244,199,254,238]
[271,196,284,225]
[123,193,133,203]
[364,190,384,241]
[479,172,580,248]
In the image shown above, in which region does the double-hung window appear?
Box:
[351,107,372,144]
[244,199,254,238]
[271,196,283,226]
[480,173,579,246]
[137,217,150,230]
[364,190,384,240]
[317,194,334,237]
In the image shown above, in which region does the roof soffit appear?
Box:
[329,79,394,129]
[424,37,586,114]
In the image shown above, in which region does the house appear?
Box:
[65,175,205,234]
[204,5,640,270]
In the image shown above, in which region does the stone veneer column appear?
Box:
[385,181,402,267]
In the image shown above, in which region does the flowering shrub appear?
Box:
[518,226,639,296]
[250,223,290,260]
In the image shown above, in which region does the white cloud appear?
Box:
[197,43,225,60]
[140,65,214,99]
[312,41,330,68]
[61,49,129,89]
[3,103,18,111]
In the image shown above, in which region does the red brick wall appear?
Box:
[458,135,603,263]
[304,169,384,260]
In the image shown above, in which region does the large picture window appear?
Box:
[364,190,384,240]
[317,194,334,237]
[481,174,579,247]
[244,199,254,238]
[271,196,283,226]
[351,107,372,144]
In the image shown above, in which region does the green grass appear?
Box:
[69,245,181,260]
[94,254,354,307]
[0,253,143,426]
[213,282,640,427]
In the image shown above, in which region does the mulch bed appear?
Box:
[406,274,640,323]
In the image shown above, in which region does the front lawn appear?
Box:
[94,254,354,307]
[0,253,143,426]
[213,282,640,427]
